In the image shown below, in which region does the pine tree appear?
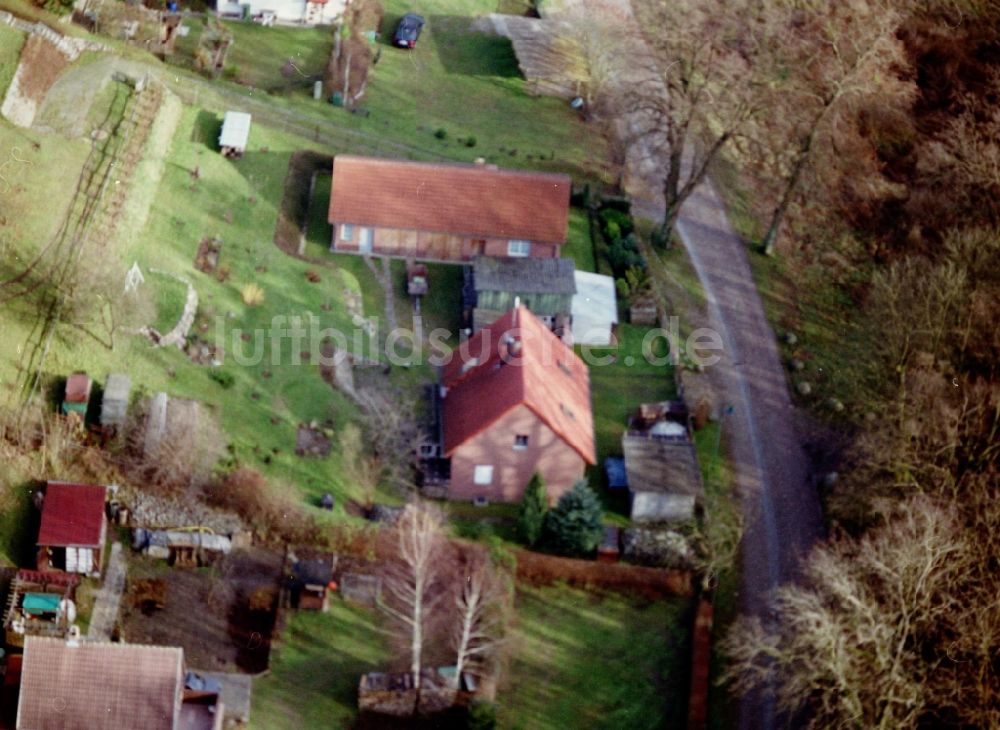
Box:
[543,480,604,557]
[517,473,548,546]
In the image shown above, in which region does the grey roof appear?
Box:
[472,256,576,295]
[133,528,232,553]
[622,433,703,497]
[100,373,132,427]
[219,111,251,150]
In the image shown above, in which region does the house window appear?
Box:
[507,239,531,257]
[340,223,354,242]
[359,227,374,253]
[473,464,494,485]
[513,435,529,450]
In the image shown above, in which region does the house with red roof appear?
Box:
[327,155,571,262]
[36,482,108,577]
[438,305,596,503]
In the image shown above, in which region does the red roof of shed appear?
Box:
[37,482,107,548]
[442,306,595,464]
[328,155,571,244]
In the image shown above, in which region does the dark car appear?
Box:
[393,13,425,48]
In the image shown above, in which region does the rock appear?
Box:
[820,471,839,488]
[789,358,805,372]
[783,332,798,346]
[826,397,845,412]
[796,381,812,396]
[865,411,878,422]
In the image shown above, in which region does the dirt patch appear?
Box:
[274,150,332,256]
[295,421,333,457]
[121,547,282,673]
[1,34,69,127]
[194,235,222,274]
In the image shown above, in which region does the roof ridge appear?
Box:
[335,154,572,181]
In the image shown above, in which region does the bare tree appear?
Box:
[379,502,448,704]
[630,0,772,237]
[355,386,429,495]
[128,397,225,494]
[451,553,507,685]
[338,422,380,507]
[753,0,916,254]
[721,489,1000,729]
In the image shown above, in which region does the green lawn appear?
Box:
[0,25,24,99]
[564,208,596,272]
[251,598,391,729]
[223,21,334,92]
[499,584,691,730]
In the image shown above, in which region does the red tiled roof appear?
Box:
[442,306,595,464]
[37,482,106,548]
[64,373,91,404]
[328,155,571,244]
[17,637,183,730]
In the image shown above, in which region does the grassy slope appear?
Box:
[251,599,391,729]
[0,24,24,98]
[499,585,690,730]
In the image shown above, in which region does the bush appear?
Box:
[599,207,634,239]
[616,277,631,300]
[517,473,548,546]
[542,480,604,557]
[241,283,265,307]
[209,369,235,389]
[464,135,477,148]
[466,700,498,730]
[434,128,448,140]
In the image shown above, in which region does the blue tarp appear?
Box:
[605,457,628,489]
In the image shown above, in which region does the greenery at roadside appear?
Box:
[499,584,690,730]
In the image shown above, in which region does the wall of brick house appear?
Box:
[448,404,586,503]
[329,222,560,261]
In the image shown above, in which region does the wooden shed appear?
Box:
[36,482,108,576]
[99,373,132,429]
[464,255,576,333]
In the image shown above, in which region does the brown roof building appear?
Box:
[17,637,185,730]
[438,305,595,503]
[327,155,571,262]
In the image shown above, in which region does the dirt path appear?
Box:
[87,542,126,641]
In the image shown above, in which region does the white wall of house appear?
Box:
[218,0,348,25]
[64,547,94,574]
[630,491,696,522]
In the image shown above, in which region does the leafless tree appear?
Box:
[355,386,429,495]
[128,398,225,494]
[379,502,448,700]
[630,0,772,237]
[721,489,1000,729]
[338,422,380,507]
[752,0,916,254]
[451,552,507,685]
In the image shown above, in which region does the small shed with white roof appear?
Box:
[571,270,618,346]
[219,111,252,159]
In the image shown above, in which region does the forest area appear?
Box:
[619,0,1000,726]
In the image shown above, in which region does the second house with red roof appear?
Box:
[438,304,596,503]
